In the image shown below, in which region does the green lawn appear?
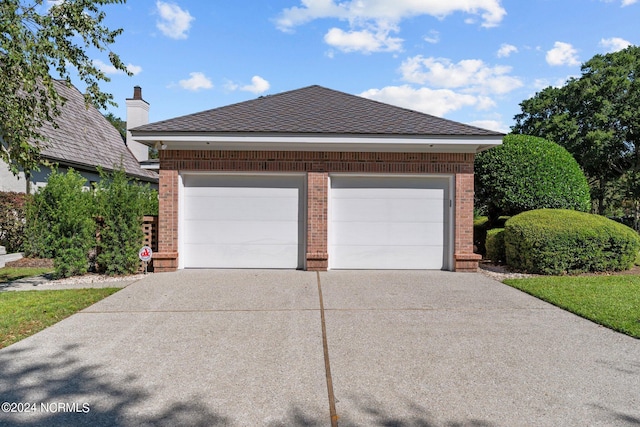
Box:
[0,267,53,283]
[0,288,120,349]
[504,275,640,338]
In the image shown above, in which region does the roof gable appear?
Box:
[132,85,502,137]
[37,81,157,182]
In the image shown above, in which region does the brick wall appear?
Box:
[155,150,479,272]
[153,169,179,272]
[306,172,328,271]
[454,173,482,272]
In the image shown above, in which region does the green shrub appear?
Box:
[25,169,94,278]
[486,228,506,264]
[475,134,591,224]
[505,209,640,275]
[474,216,510,256]
[473,216,489,255]
[94,168,156,275]
[0,192,28,253]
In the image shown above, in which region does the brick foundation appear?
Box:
[156,150,478,272]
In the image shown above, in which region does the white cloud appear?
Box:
[497,43,518,58]
[93,59,142,76]
[399,56,523,95]
[179,72,213,91]
[600,37,632,52]
[276,0,505,53]
[324,27,403,53]
[360,85,494,117]
[241,76,271,94]
[468,119,509,133]
[602,0,639,5]
[277,0,506,30]
[156,1,194,40]
[546,41,580,67]
[424,30,440,44]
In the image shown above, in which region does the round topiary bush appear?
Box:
[505,209,640,275]
[475,134,591,224]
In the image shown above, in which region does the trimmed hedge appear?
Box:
[475,134,591,223]
[486,228,506,264]
[505,209,640,275]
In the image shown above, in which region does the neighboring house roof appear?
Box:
[36,80,157,183]
[132,85,502,137]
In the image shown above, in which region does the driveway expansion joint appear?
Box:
[317,271,339,427]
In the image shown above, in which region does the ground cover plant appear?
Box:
[504,275,640,339]
[0,288,120,349]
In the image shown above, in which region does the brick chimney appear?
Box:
[126,86,150,162]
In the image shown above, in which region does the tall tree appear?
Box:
[1,0,129,176]
[513,45,640,218]
[104,112,126,142]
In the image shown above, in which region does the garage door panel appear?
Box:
[183,174,299,189]
[332,198,444,223]
[330,176,449,270]
[185,186,298,198]
[183,244,300,269]
[184,195,299,221]
[184,220,299,245]
[331,188,445,200]
[331,221,443,246]
[331,245,444,270]
[182,174,304,269]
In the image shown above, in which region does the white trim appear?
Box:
[134,134,502,154]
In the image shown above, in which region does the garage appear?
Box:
[329,175,451,270]
[181,174,306,269]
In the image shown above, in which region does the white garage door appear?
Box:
[330,176,450,270]
[182,174,305,269]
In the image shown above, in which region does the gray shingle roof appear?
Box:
[132,85,502,137]
[36,80,157,182]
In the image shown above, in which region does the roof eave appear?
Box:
[130,132,503,154]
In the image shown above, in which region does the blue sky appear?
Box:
[81,0,638,133]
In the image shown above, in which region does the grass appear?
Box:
[0,267,53,283]
[504,275,640,339]
[0,288,120,349]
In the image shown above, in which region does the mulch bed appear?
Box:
[5,258,54,268]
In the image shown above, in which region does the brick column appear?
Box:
[454,172,481,272]
[306,172,328,270]
[153,169,179,272]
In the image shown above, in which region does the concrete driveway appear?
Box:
[0,270,639,426]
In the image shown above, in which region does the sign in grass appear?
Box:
[504,276,640,339]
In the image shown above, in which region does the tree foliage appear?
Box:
[95,168,157,276]
[0,0,129,175]
[0,191,28,253]
[24,169,95,278]
[104,112,126,142]
[475,134,591,224]
[24,167,159,278]
[513,45,640,218]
